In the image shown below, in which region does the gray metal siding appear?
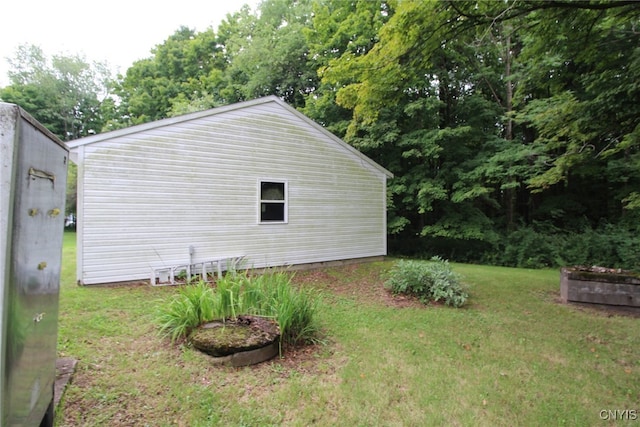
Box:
[73,100,388,284]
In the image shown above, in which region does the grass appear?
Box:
[56,232,639,426]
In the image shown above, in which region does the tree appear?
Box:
[512,1,640,224]
[221,0,317,109]
[303,0,393,136]
[114,26,227,125]
[116,0,319,120]
[439,0,640,224]
[315,0,639,262]
[319,0,508,254]
[0,44,114,218]
[0,44,112,140]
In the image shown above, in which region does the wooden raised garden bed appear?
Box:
[560,266,640,310]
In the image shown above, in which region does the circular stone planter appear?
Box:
[189,315,280,367]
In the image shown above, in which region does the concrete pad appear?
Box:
[55,358,77,407]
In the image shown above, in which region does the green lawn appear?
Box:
[56,232,639,426]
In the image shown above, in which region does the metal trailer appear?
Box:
[0,103,68,426]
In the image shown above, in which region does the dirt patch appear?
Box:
[292,264,424,309]
[560,298,640,318]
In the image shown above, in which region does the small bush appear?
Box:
[500,226,563,269]
[384,257,468,307]
[157,270,321,347]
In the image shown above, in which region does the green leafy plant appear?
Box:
[157,270,321,347]
[384,257,468,307]
[264,272,321,346]
[491,222,640,271]
[156,281,215,342]
[426,259,469,307]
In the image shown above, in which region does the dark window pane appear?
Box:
[261,182,285,200]
[261,202,285,221]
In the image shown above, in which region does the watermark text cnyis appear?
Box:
[599,409,638,421]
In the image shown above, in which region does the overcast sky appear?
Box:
[0,0,260,86]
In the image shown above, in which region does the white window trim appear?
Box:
[258,179,288,224]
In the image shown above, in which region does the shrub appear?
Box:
[427,260,469,308]
[493,222,640,271]
[384,257,468,307]
[499,225,563,269]
[157,270,321,347]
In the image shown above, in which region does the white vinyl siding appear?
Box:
[70,97,391,285]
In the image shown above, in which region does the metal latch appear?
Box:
[28,168,55,185]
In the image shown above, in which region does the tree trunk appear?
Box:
[504,26,516,231]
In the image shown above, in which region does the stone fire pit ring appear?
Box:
[189,315,280,367]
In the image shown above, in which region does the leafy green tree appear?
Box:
[512,2,640,224]
[303,0,393,136]
[222,0,316,108]
[0,44,112,140]
[316,0,639,263]
[320,0,509,252]
[214,5,260,104]
[114,26,226,125]
[440,0,640,225]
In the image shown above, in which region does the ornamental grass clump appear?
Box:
[157,270,321,346]
[384,257,468,307]
[156,281,215,342]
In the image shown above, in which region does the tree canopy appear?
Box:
[0,44,113,140]
[2,0,638,269]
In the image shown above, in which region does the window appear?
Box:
[259,181,287,223]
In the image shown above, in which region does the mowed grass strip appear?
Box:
[56,232,639,426]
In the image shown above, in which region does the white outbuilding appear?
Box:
[68,96,392,285]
